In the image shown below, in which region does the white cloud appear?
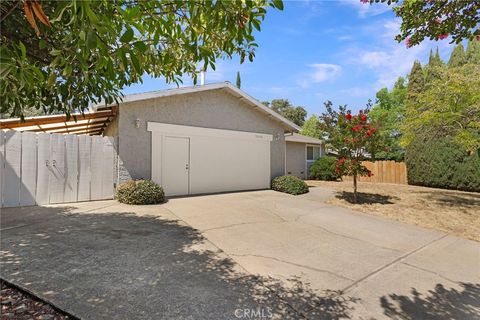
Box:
[298,63,342,88]
[341,18,455,89]
[340,86,373,98]
[341,0,392,18]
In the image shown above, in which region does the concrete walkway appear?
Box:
[1,187,479,319]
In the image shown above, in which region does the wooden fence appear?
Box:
[343,160,407,184]
[0,130,115,208]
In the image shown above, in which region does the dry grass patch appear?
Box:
[306,180,480,242]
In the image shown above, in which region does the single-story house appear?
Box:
[0,82,326,199]
[285,133,325,179]
[101,82,325,196]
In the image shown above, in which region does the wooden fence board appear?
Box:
[64,134,78,203]
[20,132,37,206]
[36,133,51,205]
[4,131,21,207]
[1,131,115,207]
[77,135,91,201]
[343,160,407,185]
[101,137,114,199]
[49,134,66,204]
[90,135,104,200]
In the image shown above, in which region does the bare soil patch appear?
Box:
[307,180,480,241]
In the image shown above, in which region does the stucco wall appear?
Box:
[286,141,306,179]
[116,89,286,182]
[103,115,118,136]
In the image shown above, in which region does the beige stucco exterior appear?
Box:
[285,141,306,179]
[105,88,289,183]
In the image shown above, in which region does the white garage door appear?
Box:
[148,122,272,196]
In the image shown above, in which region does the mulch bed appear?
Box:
[1,280,74,320]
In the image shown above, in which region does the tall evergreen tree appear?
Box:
[448,43,467,68]
[425,47,444,84]
[407,60,424,103]
[466,40,480,64]
[428,48,443,68]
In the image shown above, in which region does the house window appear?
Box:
[307,146,321,161]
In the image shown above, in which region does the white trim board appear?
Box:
[147,122,273,142]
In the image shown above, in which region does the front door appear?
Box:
[163,136,190,196]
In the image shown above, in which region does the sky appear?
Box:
[123,0,456,116]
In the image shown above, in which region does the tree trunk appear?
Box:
[353,174,357,203]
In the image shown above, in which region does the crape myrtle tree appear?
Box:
[0,0,283,118]
[318,101,384,203]
[362,0,480,47]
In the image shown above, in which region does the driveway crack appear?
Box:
[341,233,449,293]
[201,221,283,232]
[295,215,404,253]
[229,253,354,282]
[400,261,459,284]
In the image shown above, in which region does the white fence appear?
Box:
[0,131,115,208]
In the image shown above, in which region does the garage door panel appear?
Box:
[189,136,270,194]
[149,122,272,196]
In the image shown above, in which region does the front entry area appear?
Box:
[148,122,272,197]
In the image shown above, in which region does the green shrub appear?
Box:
[271,175,309,195]
[405,137,480,192]
[116,180,165,205]
[309,156,341,181]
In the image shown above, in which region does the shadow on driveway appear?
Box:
[380,283,480,319]
[1,205,357,319]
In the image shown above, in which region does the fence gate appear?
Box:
[0,131,115,208]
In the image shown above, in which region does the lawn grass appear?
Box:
[306,180,480,242]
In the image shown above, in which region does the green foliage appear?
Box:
[405,138,480,192]
[309,156,340,181]
[266,99,307,126]
[466,40,480,63]
[406,60,424,103]
[369,77,406,161]
[0,0,283,118]
[318,104,383,201]
[448,43,467,68]
[271,175,309,195]
[116,180,165,205]
[301,115,323,140]
[364,0,479,46]
[402,63,480,152]
[425,48,444,84]
[236,71,241,89]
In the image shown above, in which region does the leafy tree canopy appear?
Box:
[0,0,283,118]
[301,115,323,140]
[369,77,406,161]
[364,0,480,47]
[448,43,467,67]
[264,99,307,126]
[402,63,480,152]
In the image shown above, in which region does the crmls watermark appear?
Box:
[234,307,273,319]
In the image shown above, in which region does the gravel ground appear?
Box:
[307,180,480,241]
[1,281,73,320]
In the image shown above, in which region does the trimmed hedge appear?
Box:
[405,137,480,192]
[271,175,309,195]
[309,156,340,181]
[116,179,165,205]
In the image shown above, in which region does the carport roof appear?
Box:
[0,106,116,136]
[94,82,301,133]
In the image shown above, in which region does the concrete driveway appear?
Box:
[1,187,479,319]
